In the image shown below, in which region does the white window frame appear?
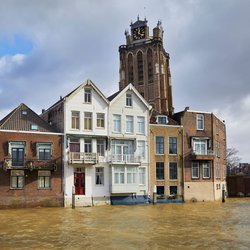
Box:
[192,162,199,179]
[84,139,92,153]
[38,170,51,189]
[137,116,145,134]
[96,113,105,128]
[84,88,92,103]
[114,166,125,184]
[155,136,164,155]
[157,115,167,125]
[113,114,121,133]
[156,162,165,180]
[127,166,137,184]
[137,140,145,160]
[97,139,105,156]
[197,114,204,130]
[95,167,104,185]
[126,115,134,133]
[84,112,92,130]
[169,137,177,155]
[193,139,207,155]
[203,162,211,179]
[139,167,146,185]
[126,93,132,107]
[10,170,24,189]
[71,111,80,130]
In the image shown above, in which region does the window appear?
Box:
[157,186,164,196]
[84,139,92,153]
[97,140,105,156]
[139,168,146,185]
[137,141,145,159]
[156,162,165,180]
[147,49,153,82]
[114,166,125,184]
[203,162,210,179]
[10,170,24,189]
[37,143,52,160]
[84,88,91,103]
[21,110,27,116]
[38,171,51,189]
[157,116,167,125]
[127,167,137,184]
[96,113,105,128]
[84,112,92,130]
[126,93,132,107]
[137,51,144,83]
[96,167,104,185]
[197,114,204,130]
[192,162,199,179]
[113,114,121,133]
[169,162,178,180]
[71,111,80,129]
[137,116,145,134]
[169,137,177,154]
[170,186,178,195]
[216,163,221,178]
[126,115,134,133]
[31,124,38,130]
[128,53,134,83]
[193,139,207,155]
[12,148,24,166]
[156,136,164,154]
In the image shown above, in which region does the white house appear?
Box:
[108,84,151,205]
[42,79,110,207]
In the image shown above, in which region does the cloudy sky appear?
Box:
[0,0,249,162]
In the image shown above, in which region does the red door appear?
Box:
[74,173,85,195]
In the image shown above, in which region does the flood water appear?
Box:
[0,198,249,249]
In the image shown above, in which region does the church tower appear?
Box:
[119,17,174,115]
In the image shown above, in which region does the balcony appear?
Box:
[191,150,215,160]
[109,154,141,165]
[3,158,57,171]
[69,152,98,165]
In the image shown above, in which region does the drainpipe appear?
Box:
[181,126,185,202]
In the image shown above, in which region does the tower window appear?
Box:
[147,49,153,82]
[128,54,134,83]
[137,51,144,83]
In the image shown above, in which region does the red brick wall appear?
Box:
[0,131,63,208]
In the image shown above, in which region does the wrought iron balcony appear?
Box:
[3,158,57,171]
[69,152,98,165]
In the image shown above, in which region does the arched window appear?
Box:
[147,49,153,82]
[137,51,144,84]
[128,54,134,83]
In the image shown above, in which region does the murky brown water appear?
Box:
[0,198,249,249]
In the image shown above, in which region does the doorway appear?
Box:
[74,172,85,195]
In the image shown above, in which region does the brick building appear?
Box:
[173,108,227,201]
[0,103,63,208]
[149,113,184,202]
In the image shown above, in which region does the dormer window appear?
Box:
[157,115,168,125]
[31,124,38,130]
[126,93,132,107]
[84,88,92,103]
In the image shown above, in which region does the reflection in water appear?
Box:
[0,198,249,249]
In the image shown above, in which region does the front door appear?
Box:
[74,172,85,195]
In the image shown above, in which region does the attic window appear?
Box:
[21,110,27,116]
[157,116,168,125]
[31,124,38,130]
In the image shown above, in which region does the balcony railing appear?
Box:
[3,158,57,171]
[69,152,98,164]
[109,154,141,164]
[191,150,215,160]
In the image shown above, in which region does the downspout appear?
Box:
[182,126,185,202]
[211,113,216,201]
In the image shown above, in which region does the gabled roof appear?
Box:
[42,79,109,114]
[0,103,56,133]
[108,83,151,109]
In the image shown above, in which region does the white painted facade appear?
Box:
[63,80,110,207]
[108,84,151,198]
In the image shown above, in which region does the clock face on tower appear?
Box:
[132,26,146,40]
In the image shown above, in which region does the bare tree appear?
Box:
[226,148,241,175]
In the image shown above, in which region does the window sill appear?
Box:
[169,179,178,181]
[10,188,24,190]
